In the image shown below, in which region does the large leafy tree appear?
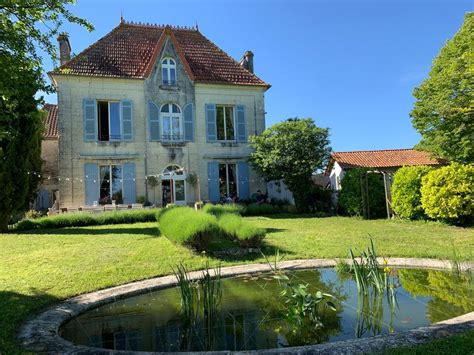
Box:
[411,12,473,163]
[249,118,331,210]
[0,1,93,230]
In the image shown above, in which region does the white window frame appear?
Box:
[97,100,121,142]
[108,101,121,141]
[216,105,236,142]
[160,103,182,141]
[219,162,239,197]
[161,57,177,85]
[98,164,124,204]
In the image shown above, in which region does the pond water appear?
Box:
[60,268,473,352]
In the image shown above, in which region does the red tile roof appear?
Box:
[51,21,269,87]
[43,104,58,139]
[330,149,444,170]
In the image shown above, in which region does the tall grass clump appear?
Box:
[159,207,219,251]
[202,203,244,217]
[172,263,222,350]
[217,213,265,247]
[12,209,160,231]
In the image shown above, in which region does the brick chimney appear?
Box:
[57,33,71,66]
[239,50,254,73]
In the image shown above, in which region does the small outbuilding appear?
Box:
[326,148,445,217]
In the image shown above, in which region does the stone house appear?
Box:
[34,104,59,209]
[49,20,270,208]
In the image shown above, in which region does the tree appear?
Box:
[249,118,331,211]
[0,1,93,230]
[410,12,474,163]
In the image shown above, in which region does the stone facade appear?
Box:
[52,38,267,208]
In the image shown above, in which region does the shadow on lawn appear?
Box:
[17,226,160,237]
[0,289,60,353]
[209,241,294,263]
[252,213,333,220]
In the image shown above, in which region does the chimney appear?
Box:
[57,33,71,66]
[239,50,254,73]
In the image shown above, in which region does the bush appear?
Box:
[242,203,279,216]
[202,203,244,217]
[12,209,160,231]
[421,163,474,225]
[338,168,386,219]
[217,213,265,248]
[24,209,47,219]
[391,166,435,220]
[155,204,179,221]
[158,207,219,251]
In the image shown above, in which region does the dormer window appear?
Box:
[161,58,176,85]
[161,103,182,141]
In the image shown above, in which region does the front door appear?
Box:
[162,178,186,206]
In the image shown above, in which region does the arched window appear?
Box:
[161,58,176,85]
[160,103,182,141]
[162,164,184,176]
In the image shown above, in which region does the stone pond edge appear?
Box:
[18,258,474,354]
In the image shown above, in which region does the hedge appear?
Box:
[158,207,219,251]
[12,209,160,231]
[242,203,280,216]
[391,166,435,220]
[338,167,386,219]
[421,163,474,225]
[217,213,265,247]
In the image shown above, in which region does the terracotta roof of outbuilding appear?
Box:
[51,21,269,87]
[43,104,58,139]
[329,149,444,170]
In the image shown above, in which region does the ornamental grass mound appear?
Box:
[217,212,266,248]
[202,203,244,217]
[158,207,219,251]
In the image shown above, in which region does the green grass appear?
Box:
[380,329,474,354]
[0,216,473,352]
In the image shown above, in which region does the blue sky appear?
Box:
[42,0,472,152]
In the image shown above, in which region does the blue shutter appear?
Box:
[205,104,217,142]
[238,161,250,200]
[207,161,219,202]
[183,103,194,141]
[122,163,136,204]
[83,99,97,141]
[84,163,99,205]
[148,101,160,141]
[236,105,247,142]
[121,100,133,141]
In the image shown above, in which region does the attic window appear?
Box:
[162,58,176,85]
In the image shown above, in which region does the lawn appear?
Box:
[0,216,473,352]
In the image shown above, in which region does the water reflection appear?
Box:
[60,268,473,351]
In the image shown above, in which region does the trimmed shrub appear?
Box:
[421,163,474,225]
[155,204,179,221]
[203,203,244,217]
[159,207,219,251]
[12,209,160,231]
[242,203,279,216]
[217,213,265,248]
[338,168,386,219]
[391,166,435,220]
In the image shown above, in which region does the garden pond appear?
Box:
[60,267,473,352]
